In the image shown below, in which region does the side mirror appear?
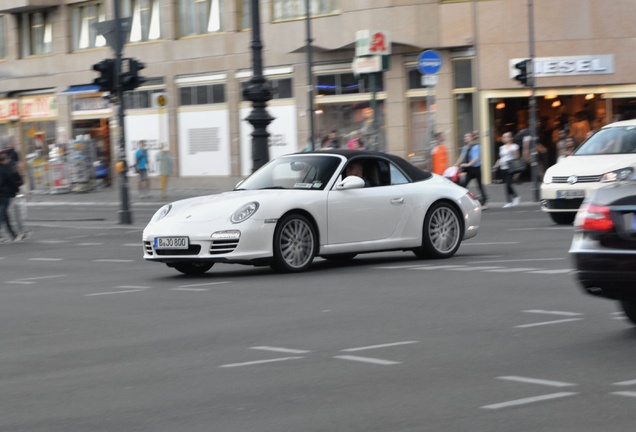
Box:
[336,175,365,190]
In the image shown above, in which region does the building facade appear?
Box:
[0,0,634,184]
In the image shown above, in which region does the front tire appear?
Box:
[549,212,576,225]
[271,214,317,273]
[620,300,636,325]
[414,202,462,259]
[171,262,214,275]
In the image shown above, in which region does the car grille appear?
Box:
[552,175,602,183]
[144,241,154,255]
[209,239,239,255]
[544,198,584,210]
[155,245,202,256]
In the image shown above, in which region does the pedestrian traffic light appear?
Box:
[121,58,147,92]
[92,59,115,92]
[514,59,531,87]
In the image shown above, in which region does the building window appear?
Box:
[316,73,383,96]
[121,0,161,42]
[124,88,164,109]
[453,58,473,89]
[179,0,222,37]
[240,77,293,101]
[71,1,106,51]
[179,83,226,106]
[273,0,340,21]
[0,15,6,59]
[18,10,53,57]
[239,0,251,30]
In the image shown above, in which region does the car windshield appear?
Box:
[574,126,636,156]
[236,155,342,191]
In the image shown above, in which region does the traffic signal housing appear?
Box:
[121,58,147,92]
[514,59,531,87]
[92,59,115,92]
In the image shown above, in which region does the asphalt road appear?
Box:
[1,201,635,432]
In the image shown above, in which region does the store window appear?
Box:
[272,0,340,21]
[179,0,221,37]
[71,1,106,51]
[179,83,226,106]
[316,73,384,96]
[18,10,53,57]
[240,77,293,100]
[121,0,161,42]
[0,15,6,59]
[124,88,164,109]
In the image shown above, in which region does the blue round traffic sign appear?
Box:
[418,50,442,75]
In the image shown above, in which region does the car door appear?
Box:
[326,159,406,244]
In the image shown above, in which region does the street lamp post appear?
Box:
[305,0,316,150]
[528,0,539,202]
[243,0,273,172]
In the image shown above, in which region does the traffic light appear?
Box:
[121,58,147,92]
[514,59,531,87]
[92,59,115,92]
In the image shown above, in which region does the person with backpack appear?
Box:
[0,151,24,242]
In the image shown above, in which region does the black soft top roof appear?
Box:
[303,149,433,182]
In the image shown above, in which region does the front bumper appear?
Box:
[540,181,605,213]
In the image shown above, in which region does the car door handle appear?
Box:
[391,197,404,205]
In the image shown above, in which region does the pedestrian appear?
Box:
[3,136,27,237]
[327,130,340,149]
[135,140,151,198]
[492,131,521,208]
[347,131,364,150]
[0,151,24,242]
[155,143,173,200]
[454,131,488,207]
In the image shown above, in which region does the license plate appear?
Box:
[557,190,585,199]
[154,237,189,249]
[623,212,636,232]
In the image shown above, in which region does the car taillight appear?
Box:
[575,203,614,231]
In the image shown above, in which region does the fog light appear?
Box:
[211,230,241,240]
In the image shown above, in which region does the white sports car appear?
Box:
[143,150,481,274]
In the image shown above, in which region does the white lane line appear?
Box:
[28,258,63,261]
[219,357,304,368]
[123,243,141,247]
[468,258,566,264]
[37,240,70,244]
[333,355,401,365]
[76,242,104,246]
[524,310,583,317]
[5,274,66,285]
[411,265,464,270]
[85,289,147,296]
[527,269,573,274]
[613,391,636,398]
[341,341,419,352]
[374,265,426,270]
[497,376,577,387]
[481,392,578,410]
[515,318,583,328]
[463,242,519,246]
[484,267,539,273]
[613,379,636,386]
[446,266,504,271]
[92,259,135,263]
[177,281,231,288]
[251,346,312,354]
[171,288,209,292]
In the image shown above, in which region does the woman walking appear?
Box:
[493,131,521,208]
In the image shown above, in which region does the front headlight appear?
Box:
[600,167,634,183]
[150,204,172,223]
[231,201,259,224]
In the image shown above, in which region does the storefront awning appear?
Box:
[58,85,101,96]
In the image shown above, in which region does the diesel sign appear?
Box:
[509,55,614,78]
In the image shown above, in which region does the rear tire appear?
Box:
[620,300,636,325]
[549,212,576,225]
[171,262,214,275]
[271,214,317,273]
[414,202,462,259]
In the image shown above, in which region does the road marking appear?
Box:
[462,242,519,246]
[251,346,312,354]
[613,379,636,386]
[219,357,304,368]
[76,242,104,246]
[515,318,582,328]
[527,269,573,274]
[28,258,63,261]
[481,392,578,410]
[37,240,70,244]
[341,341,419,352]
[171,288,209,292]
[446,266,504,271]
[92,259,135,263]
[5,274,66,285]
[123,243,140,247]
[411,265,464,270]
[497,376,577,387]
[333,355,401,365]
[468,258,566,264]
[613,391,636,398]
[373,265,426,270]
[524,310,583,317]
[85,289,147,296]
[177,281,231,288]
[484,267,539,273]
[116,285,151,289]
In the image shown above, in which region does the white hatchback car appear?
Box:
[541,119,636,224]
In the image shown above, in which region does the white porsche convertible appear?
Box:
[143,150,481,274]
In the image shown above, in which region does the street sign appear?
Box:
[93,18,132,54]
[418,50,442,75]
[352,56,382,76]
[421,75,439,87]
[355,30,391,57]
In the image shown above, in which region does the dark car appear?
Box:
[569,169,636,324]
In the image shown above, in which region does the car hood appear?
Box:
[548,154,636,176]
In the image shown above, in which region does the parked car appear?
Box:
[541,119,636,224]
[143,150,482,275]
[569,168,636,324]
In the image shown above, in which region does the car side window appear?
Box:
[389,163,409,185]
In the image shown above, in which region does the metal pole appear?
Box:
[370,72,378,151]
[114,0,132,224]
[528,0,539,201]
[244,0,273,172]
[426,81,433,169]
[305,0,316,150]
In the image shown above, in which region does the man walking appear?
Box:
[155,143,173,200]
[135,140,151,198]
[0,152,23,242]
[455,131,488,208]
